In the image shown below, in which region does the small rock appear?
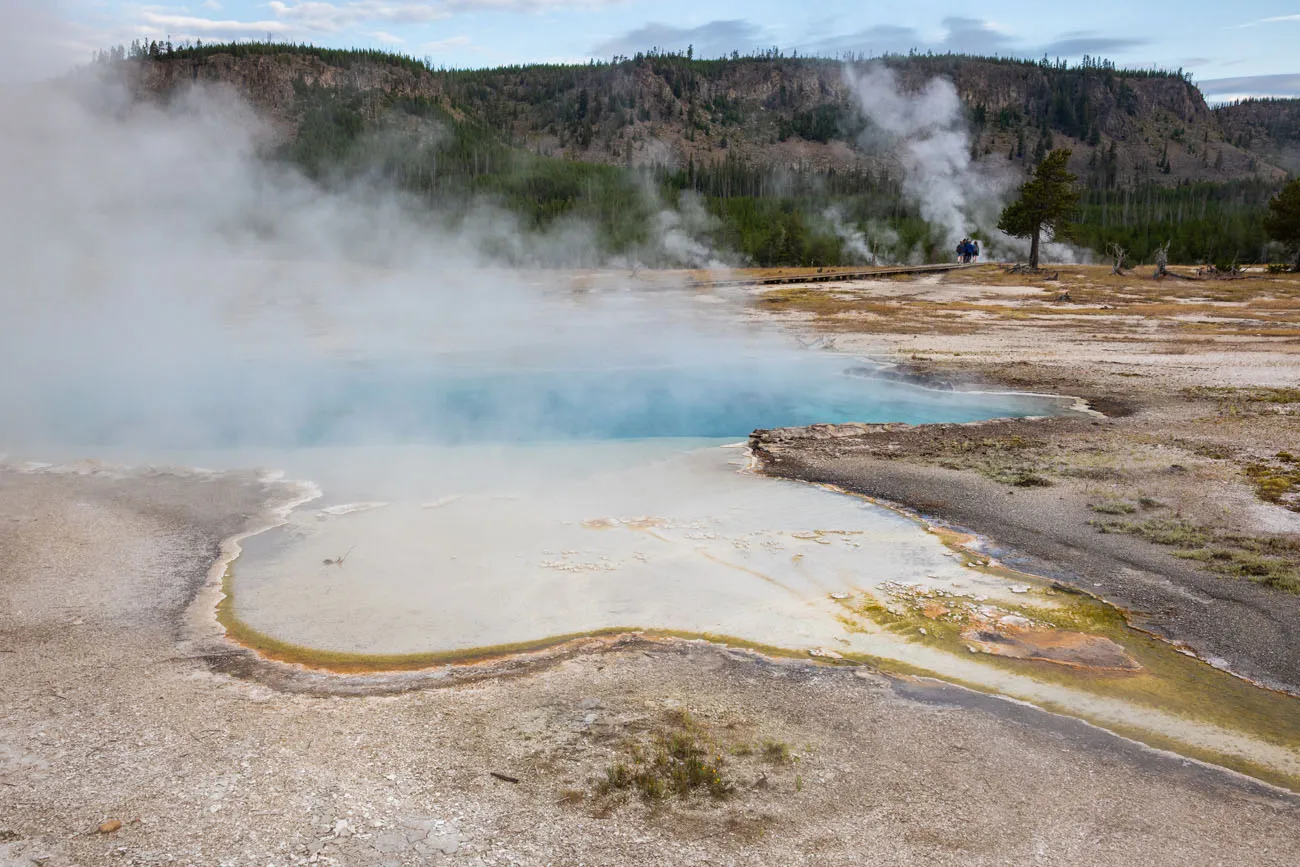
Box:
[809,648,844,660]
[97,820,123,835]
[1010,585,1031,594]
[426,832,460,856]
[829,592,850,600]
[373,832,407,854]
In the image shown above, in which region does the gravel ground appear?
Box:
[3,466,1299,866]
[751,269,1300,694]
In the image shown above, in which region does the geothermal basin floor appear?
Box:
[221,441,1300,790]
[2,462,1299,867]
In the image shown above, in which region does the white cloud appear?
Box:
[124,1,623,46]
[1237,14,1300,28]
[267,0,622,34]
[425,34,471,50]
[803,16,1144,60]
[141,12,293,35]
[1199,73,1300,99]
[268,2,450,33]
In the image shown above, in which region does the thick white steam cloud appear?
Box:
[845,64,987,246]
[0,50,799,452]
[844,64,1086,263]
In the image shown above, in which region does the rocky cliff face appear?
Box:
[125,53,446,139]
[124,50,1284,187]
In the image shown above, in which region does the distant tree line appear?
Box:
[1073,180,1277,266]
[276,81,1297,266]
[95,39,435,76]
[277,84,950,265]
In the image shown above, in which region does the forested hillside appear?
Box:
[1216,98,1300,174]
[97,41,1296,266]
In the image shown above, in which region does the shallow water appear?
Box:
[203,354,1060,658]
[221,436,1300,790]
[30,353,1056,447]
[234,440,961,655]
[6,327,1298,789]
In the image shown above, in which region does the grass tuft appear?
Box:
[1089,500,1137,515]
[1245,458,1300,513]
[596,710,736,804]
[761,740,793,764]
[1090,517,1212,547]
[1091,518,1300,593]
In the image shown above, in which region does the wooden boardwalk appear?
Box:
[685,262,977,289]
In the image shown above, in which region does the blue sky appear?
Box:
[33,1,1300,98]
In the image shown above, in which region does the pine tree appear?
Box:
[997,149,1080,268]
[1264,178,1300,270]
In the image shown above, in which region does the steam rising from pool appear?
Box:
[0,41,1061,671]
[2,18,1296,790]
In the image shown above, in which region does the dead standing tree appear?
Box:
[1153,241,1170,280]
[1106,242,1128,275]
